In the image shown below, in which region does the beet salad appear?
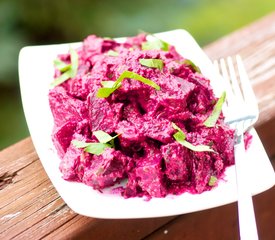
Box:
[49,33,235,199]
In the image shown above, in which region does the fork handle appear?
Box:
[235,134,258,240]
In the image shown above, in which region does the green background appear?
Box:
[1,0,274,150]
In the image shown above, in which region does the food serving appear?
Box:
[49,33,235,199]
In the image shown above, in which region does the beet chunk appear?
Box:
[187,125,235,167]
[60,143,82,181]
[116,120,144,148]
[142,117,174,143]
[190,152,214,193]
[124,143,166,198]
[156,76,196,112]
[82,148,129,190]
[59,133,92,181]
[52,121,77,158]
[88,93,123,133]
[49,86,87,128]
[161,143,191,182]
[185,75,216,114]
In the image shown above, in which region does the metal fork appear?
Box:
[214,55,259,240]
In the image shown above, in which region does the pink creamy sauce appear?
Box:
[49,34,236,199]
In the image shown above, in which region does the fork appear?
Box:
[214,55,259,240]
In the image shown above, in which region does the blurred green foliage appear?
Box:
[0,0,274,149]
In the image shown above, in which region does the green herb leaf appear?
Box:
[101,80,119,88]
[72,140,111,155]
[179,140,214,152]
[96,87,117,98]
[139,58,164,70]
[171,122,182,132]
[84,143,111,155]
[141,34,169,51]
[53,59,71,72]
[93,130,119,144]
[172,123,214,152]
[72,140,92,148]
[70,47,78,76]
[72,131,119,155]
[138,30,170,51]
[182,59,201,73]
[142,39,169,51]
[50,69,74,87]
[204,91,226,127]
[50,48,78,87]
[96,70,160,98]
[107,50,119,57]
[173,131,186,142]
[208,176,217,186]
[120,71,160,90]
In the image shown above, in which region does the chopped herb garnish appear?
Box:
[71,140,91,149]
[50,48,78,87]
[182,59,201,73]
[139,58,164,70]
[179,140,214,152]
[141,34,169,51]
[72,140,110,155]
[203,91,226,127]
[97,87,117,98]
[97,70,160,98]
[93,130,119,145]
[107,50,119,57]
[53,59,71,72]
[208,176,217,186]
[172,123,214,152]
[72,131,119,155]
[101,80,118,88]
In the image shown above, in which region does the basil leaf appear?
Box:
[204,91,226,127]
[50,48,78,87]
[139,58,164,70]
[107,50,119,57]
[172,123,214,152]
[142,36,169,51]
[96,70,160,98]
[208,176,217,186]
[182,59,201,73]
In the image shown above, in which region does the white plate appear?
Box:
[18,29,275,219]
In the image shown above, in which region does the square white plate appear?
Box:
[19,29,275,219]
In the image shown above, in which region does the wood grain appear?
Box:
[1,12,275,240]
[144,158,275,240]
[0,138,175,240]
